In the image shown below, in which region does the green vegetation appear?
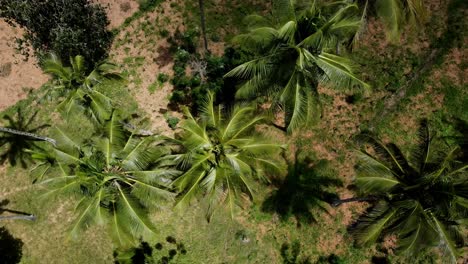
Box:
[225,0,369,132]
[172,93,285,220]
[347,121,467,262]
[0,0,113,67]
[0,0,466,263]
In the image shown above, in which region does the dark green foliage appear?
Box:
[164,115,179,130]
[280,241,311,264]
[169,38,251,114]
[0,227,23,264]
[316,254,345,264]
[168,29,199,54]
[0,0,113,68]
[157,73,169,83]
[350,121,468,262]
[137,0,162,12]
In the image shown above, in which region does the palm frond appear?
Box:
[69,190,108,239]
[116,185,157,237]
[315,51,370,90]
[352,201,397,245]
[429,213,460,263]
[376,0,403,41]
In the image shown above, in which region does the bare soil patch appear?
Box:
[94,0,139,29]
[0,20,49,112]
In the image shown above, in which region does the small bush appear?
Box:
[159,29,170,38]
[137,0,161,12]
[157,73,170,83]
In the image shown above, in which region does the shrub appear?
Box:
[157,73,170,83]
[165,115,180,130]
[0,0,113,68]
[137,0,161,12]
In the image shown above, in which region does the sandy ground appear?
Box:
[0,21,49,111]
[109,0,188,135]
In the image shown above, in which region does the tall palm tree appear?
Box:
[347,121,467,263]
[43,54,123,123]
[225,0,369,132]
[40,113,178,247]
[171,93,285,220]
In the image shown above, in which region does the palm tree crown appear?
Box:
[225,0,369,132]
[352,121,467,263]
[41,113,177,247]
[171,93,285,220]
[43,54,123,123]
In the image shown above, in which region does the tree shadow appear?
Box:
[114,235,187,264]
[0,226,24,264]
[280,240,311,264]
[0,107,50,168]
[262,151,343,226]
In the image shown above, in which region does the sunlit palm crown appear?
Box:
[353,122,467,263]
[43,54,123,124]
[225,0,369,132]
[171,93,285,220]
[41,114,177,247]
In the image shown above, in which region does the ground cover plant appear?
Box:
[0,0,466,263]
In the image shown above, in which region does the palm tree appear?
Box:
[40,113,178,247]
[43,54,123,123]
[354,0,427,43]
[171,93,285,220]
[0,107,54,168]
[345,121,467,263]
[225,0,369,132]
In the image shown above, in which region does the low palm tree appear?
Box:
[225,0,369,132]
[43,54,123,123]
[171,93,285,220]
[346,121,467,263]
[40,113,178,247]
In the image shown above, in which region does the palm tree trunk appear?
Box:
[0,127,56,146]
[0,215,36,221]
[198,0,209,53]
